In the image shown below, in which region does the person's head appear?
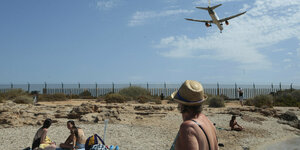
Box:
[42,118,52,129]
[67,120,75,130]
[178,103,203,116]
[171,80,207,117]
[231,115,236,121]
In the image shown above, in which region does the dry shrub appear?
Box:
[79,90,94,99]
[119,86,151,99]
[252,95,273,108]
[208,96,225,108]
[105,93,126,103]
[14,96,33,104]
[0,89,27,100]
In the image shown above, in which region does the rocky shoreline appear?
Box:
[0,100,300,149]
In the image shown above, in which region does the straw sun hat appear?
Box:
[171,80,208,106]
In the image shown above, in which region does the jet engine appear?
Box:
[205,22,211,27]
[225,20,229,25]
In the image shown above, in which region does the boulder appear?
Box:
[279,111,298,121]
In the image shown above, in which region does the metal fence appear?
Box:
[0,82,299,99]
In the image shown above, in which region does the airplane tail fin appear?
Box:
[196,4,222,10]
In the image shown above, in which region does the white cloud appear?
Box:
[287,52,293,55]
[283,59,291,62]
[156,0,300,70]
[128,9,194,26]
[96,0,118,10]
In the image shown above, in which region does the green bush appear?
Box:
[105,93,126,103]
[252,95,273,108]
[39,93,67,101]
[274,92,297,107]
[13,96,33,104]
[119,86,151,99]
[79,90,94,99]
[0,89,27,100]
[208,96,225,108]
[291,90,300,102]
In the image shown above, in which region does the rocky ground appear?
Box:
[0,100,300,150]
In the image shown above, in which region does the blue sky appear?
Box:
[1,0,300,84]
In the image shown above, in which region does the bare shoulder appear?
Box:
[180,121,198,134]
[42,128,48,132]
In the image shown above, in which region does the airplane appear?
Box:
[185,4,246,33]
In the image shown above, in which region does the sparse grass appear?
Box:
[105,93,126,103]
[208,96,225,108]
[0,97,4,103]
[0,89,27,100]
[13,96,33,104]
[39,93,67,101]
[137,95,162,104]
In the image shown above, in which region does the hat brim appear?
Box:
[171,91,208,106]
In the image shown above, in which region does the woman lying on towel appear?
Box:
[32,118,56,150]
[60,120,86,150]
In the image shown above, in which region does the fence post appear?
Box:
[95,83,98,97]
[217,82,220,96]
[44,82,47,94]
[279,82,282,91]
[78,83,80,89]
[27,82,30,93]
[271,83,273,92]
[147,82,149,91]
[10,82,13,89]
[164,82,167,96]
[235,83,237,99]
[112,82,115,93]
[253,83,256,97]
[61,82,64,93]
[290,83,293,91]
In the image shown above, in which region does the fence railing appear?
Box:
[1,82,298,99]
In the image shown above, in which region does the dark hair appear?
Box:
[179,104,203,115]
[42,118,52,128]
[231,115,236,120]
[67,120,76,127]
[71,127,79,138]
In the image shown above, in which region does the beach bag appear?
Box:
[85,134,108,150]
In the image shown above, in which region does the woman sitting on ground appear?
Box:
[32,118,56,150]
[229,115,243,131]
[60,120,86,150]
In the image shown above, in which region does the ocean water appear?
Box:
[262,136,300,150]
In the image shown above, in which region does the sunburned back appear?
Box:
[176,114,218,150]
[193,115,218,150]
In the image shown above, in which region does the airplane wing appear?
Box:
[185,18,213,23]
[218,11,247,22]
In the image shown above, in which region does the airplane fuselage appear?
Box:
[208,9,223,32]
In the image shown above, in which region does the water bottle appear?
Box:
[115,145,119,150]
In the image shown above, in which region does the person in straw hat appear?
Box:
[170,80,218,150]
